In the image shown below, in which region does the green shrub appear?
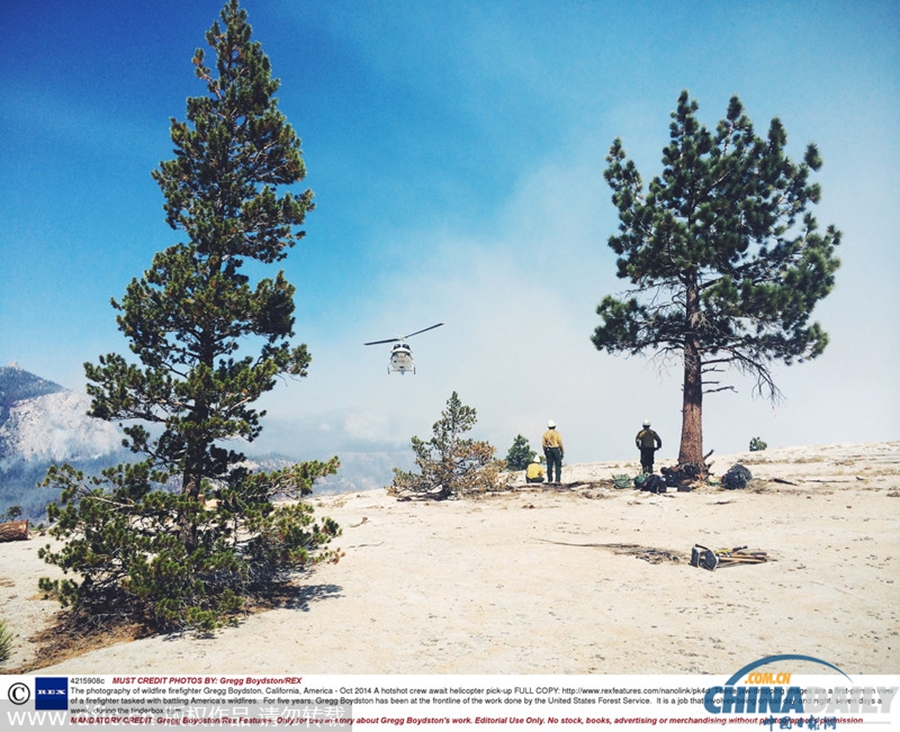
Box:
[40,461,341,632]
[749,436,768,452]
[504,434,536,471]
[390,392,504,499]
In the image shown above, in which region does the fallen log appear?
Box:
[771,477,799,486]
[0,519,29,542]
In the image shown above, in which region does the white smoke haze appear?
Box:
[257,146,899,470]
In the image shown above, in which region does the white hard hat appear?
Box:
[547,420,556,428]
[643,419,651,427]
[532,456,540,463]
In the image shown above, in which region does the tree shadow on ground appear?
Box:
[284,583,343,612]
[9,581,345,672]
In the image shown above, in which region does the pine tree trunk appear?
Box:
[679,276,705,467]
[179,418,207,554]
[179,471,201,553]
[679,342,704,466]
[178,382,211,553]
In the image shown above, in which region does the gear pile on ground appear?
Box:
[721,463,753,489]
[690,544,768,571]
[661,463,703,490]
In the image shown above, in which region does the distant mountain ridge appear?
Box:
[0,364,126,464]
[0,362,65,423]
[0,363,129,520]
[0,364,396,520]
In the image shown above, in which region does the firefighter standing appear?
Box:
[542,420,564,484]
[635,419,662,474]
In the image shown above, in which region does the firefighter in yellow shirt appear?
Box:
[542,420,564,484]
[525,456,544,483]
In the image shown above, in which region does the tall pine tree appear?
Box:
[593,91,841,468]
[40,0,340,632]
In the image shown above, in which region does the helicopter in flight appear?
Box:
[364,323,444,375]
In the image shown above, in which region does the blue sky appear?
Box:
[2,0,898,467]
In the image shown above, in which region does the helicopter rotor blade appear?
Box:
[363,337,401,346]
[403,322,444,339]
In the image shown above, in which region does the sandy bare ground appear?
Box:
[1,441,898,676]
